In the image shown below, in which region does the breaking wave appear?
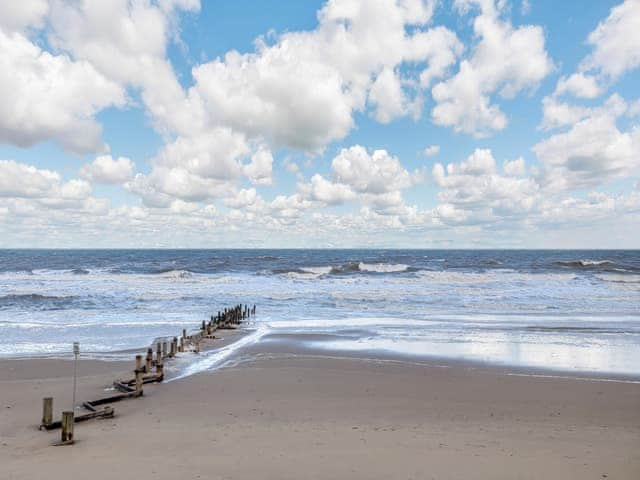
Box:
[152,269,194,279]
[0,293,79,310]
[554,259,639,273]
[277,262,409,278]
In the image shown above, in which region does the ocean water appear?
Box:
[0,250,639,376]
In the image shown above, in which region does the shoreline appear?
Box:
[2,327,640,384]
[1,332,639,479]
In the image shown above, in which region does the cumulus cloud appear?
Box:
[79,155,135,184]
[540,96,593,130]
[551,0,640,103]
[431,0,553,137]
[534,94,640,190]
[331,145,422,194]
[503,157,526,177]
[298,145,423,215]
[431,148,539,225]
[0,159,105,214]
[307,174,356,205]
[0,30,126,153]
[0,0,48,32]
[243,148,274,186]
[187,0,460,150]
[153,129,249,180]
[47,0,200,137]
[581,0,640,80]
[0,160,64,198]
[405,26,464,89]
[223,188,261,209]
[368,67,411,123]
[125,167,236,207]
[553,73,603,99]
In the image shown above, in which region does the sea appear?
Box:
[0,250,639,376]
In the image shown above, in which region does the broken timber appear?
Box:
[42,406,114,431]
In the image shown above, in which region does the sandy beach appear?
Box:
[1,332,639,480]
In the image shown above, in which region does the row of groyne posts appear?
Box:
[40,304,256,445]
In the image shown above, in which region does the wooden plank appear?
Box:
[44,407,114,431]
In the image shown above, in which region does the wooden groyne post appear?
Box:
[146,348,153,372]
[41,397,53,430]
[135,354,142,372]
[134,369,144,397]
[59,411,74,444]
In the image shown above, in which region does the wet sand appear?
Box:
[1,331,639,479]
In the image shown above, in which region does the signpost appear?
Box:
[72,342,79,411]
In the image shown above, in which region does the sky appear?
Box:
[0,0,639,248]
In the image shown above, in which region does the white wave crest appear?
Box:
[158,269,193,279]
[595,274,640,284]
[358,262,408,273]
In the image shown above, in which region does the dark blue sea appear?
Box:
[0,249,639,375]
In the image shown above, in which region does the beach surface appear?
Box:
[1,335,639,480]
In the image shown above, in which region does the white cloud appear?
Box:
[187,0,458,151]
[503,157,526,177]
[405,26,464,88]
[581,0,640,80]
[540,96,592,130]
[331,145,421,194]
[243,148,274,186]
[224,188,261,209]
[307,174,356,205]
[126,167,235,206]
[153,129,249,180]
[297,145,422,214]
[0,0,48,32]
[423,145,440,156]
[47,0,200,137]
[431,0,553,137]
[0,30,126,153]
[0,159,105,214]
[0,160,63,198]
[431,148,539,225]
[534,94,640,190]
[368,67,410,123]
[553,73,603,99]
[79,155,135,184]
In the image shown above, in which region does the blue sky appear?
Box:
[0,0,638,248]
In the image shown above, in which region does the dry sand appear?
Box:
[1,332,639,479]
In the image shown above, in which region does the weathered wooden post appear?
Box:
[135,369,144,397]
[156,342,162,363]
[162,341,167,359]
[135,354,143,372]
[41,397,53,429]
[60,411,74,444]
[182,328,187,340]
[252,304,256,315]
[146,348,153,372]
[169,338,176,357]
[179,337,184,353]
[156,360,164,381]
